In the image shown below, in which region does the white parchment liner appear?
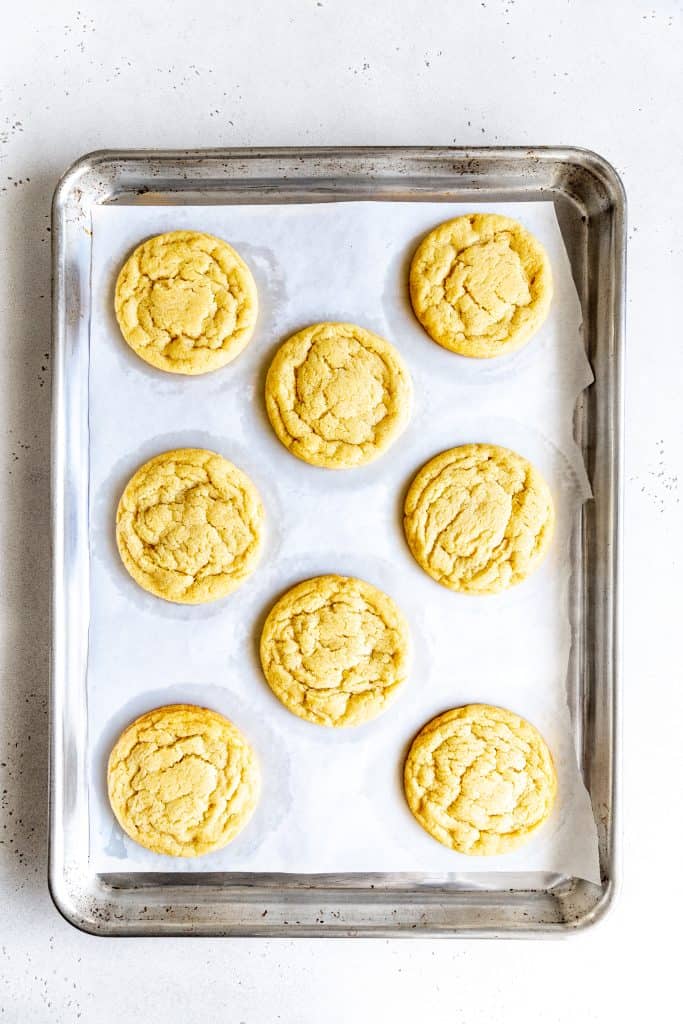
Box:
[87,200,599,882]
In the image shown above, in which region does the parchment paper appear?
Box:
[87,200,600,882]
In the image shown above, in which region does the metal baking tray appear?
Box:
[50,147,624,936]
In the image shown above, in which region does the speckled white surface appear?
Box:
[0,0,680,1020]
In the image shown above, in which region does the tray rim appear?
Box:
[50,145,625,938]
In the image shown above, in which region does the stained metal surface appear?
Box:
[50,147,624,936]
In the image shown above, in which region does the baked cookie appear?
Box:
[259,575,410,726]
[265,322,412,469]
[116,448,263,604]
[404,704,557,855]
[114,230,257,374]
[409,213,552,358]
[404,444,554,594]
[107,704,259,857]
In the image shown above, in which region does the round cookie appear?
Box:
[404,704,557,855]
[265,322,412,469]
[107,704,259,857]
[116,448,263,604]
[403,443,554,594]
[114,230,257,374]
[259,575,410,726]
[409,213,552,358]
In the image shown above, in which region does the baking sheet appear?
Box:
[87,200,600,882]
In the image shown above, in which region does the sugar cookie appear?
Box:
[107,704,259,857]
[403,444,554,594]
[409,214,552,358]
[265,322,412,469]
[115,230,257,374]
[404,704,556,855]
[116,448,263,604]
[260,575,410,726]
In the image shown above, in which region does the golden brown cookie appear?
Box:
[107,704,259,857]
[409,213,552,358]
[404,704,557,855]
[403,444,554,594]
[116,448,263,604]
[114,230,257,374]
[265,322,412,469]
[259,575,410,726]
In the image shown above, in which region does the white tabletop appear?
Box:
[0,1,678,1019]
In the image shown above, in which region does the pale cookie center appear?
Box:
[430,478,511,569]
[136,484,246,578]
[296,341,387,444]
[148,276,217,338]
[288,604,383,690]
[436,738,525,824]
[429,729,542,840]
[130,754,218,839]
[154,757,216,811]
[444,235,531,335]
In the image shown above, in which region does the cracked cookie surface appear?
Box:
[116,448,263,604]
[409,214,552,358]
[265,322,412,469]
[404,704,556,855]
[107,704,259,857]
[404,444,554,594]
[259,575,410,726]
[114,230,258,374]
